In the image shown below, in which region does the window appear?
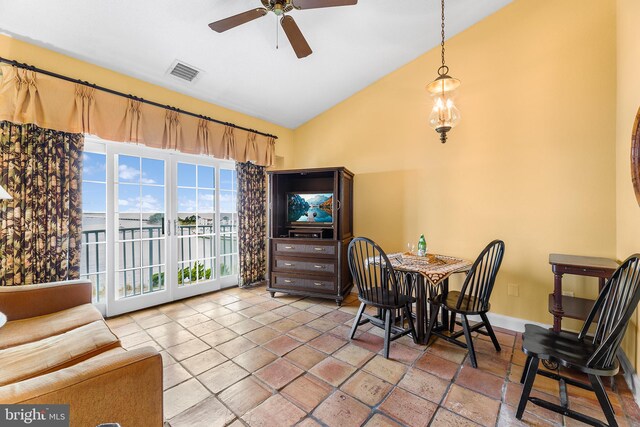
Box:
[80,137,238,314]
[81,152,107,302]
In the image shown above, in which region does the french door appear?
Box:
[81,138,238,316]
[172,156,239,300]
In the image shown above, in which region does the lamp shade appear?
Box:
[0,185,12,200]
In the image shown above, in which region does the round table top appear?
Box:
[0,311,6,328]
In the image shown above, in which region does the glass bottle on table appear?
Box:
[417,234,427,257]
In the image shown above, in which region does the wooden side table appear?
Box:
[548,254,619,333]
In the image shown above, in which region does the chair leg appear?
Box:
[449,312,457,332]
[383,309,392,359]
[404,304,417,342]
[480,313,501,352]
[425,303,440,344]
[350,302,366,339]
[516,357,539,419]
[461,315,478,368]
[589,374,618,427]
[520,354,533,384]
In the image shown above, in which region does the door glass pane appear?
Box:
[118,155,140,183]
[118,184,140,212]
[143,266,165,293]
[142,239,164,267]
[199,213,215,235]
[142,158,164,184]
[118,214,142,239]
[220,190,235,213]
[178,188,197,215]
[220,255,233,277]
[141,186,164,212]
[198,189,215,212]
[220,169,234,191]
[177,163,196,187]
[198,165,215,189]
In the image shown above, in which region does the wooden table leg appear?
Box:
[552,273,564,333]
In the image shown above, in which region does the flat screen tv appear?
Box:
[287,192,333,225]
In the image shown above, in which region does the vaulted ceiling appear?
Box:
[0,0,511,128]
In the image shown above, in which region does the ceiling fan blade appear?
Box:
[280,15,312,59]
[209,8,268,33]
[293,0,357,10]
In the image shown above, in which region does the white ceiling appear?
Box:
[0,0,511,128]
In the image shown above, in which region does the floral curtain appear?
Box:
[0,121,83,286]
[236,161,267,288]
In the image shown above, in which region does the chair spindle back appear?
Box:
[456,240,505,312]
[581,254,640,369]
[348,237,401,308]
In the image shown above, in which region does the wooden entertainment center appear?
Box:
[266,167,354,305]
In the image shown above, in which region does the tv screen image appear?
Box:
[287,192,333,224]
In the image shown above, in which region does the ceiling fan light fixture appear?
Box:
[208,0,357,58]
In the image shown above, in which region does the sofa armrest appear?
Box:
[0,347,163,427]
[0,279,93,321]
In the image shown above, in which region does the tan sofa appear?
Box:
[0,279,163,427]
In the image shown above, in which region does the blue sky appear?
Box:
[82,152,237,214]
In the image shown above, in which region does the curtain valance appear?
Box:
[0,65,275,166]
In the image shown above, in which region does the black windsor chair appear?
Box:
[425,240,505,368]
[347,237,416,359]
[517,254,640,427]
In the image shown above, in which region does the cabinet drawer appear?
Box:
[275,258,336,274]
[275,242,336,256]
[272,274,336,293]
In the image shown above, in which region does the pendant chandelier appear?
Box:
[426,0,460,143]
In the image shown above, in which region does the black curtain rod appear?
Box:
[0,57,278,140]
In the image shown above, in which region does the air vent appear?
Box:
[168,61,200,82]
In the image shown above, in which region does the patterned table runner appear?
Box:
[386,252,472,287]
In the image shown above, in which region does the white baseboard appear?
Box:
[472,312,551,333]
[617,349,640,407]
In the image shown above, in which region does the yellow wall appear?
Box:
[292,0,617,326]
[0,34,295,165]
[616,0,640,369]
[3,2,636,367]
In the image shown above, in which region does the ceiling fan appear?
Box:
[208,0,358,59]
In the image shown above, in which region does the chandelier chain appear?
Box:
[440,0,445,69]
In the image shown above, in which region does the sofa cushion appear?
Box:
[0,320,120,386]
[0,304,103,350]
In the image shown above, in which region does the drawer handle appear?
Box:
[284,246,294,249]
[284,279,294,284]
[284,263,294,266]
[313,265,326,269]
[314,247,326,252]
[313,282,323,286]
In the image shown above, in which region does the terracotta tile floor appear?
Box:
[106,287,640,426]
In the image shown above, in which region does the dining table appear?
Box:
[385,252,472,344]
